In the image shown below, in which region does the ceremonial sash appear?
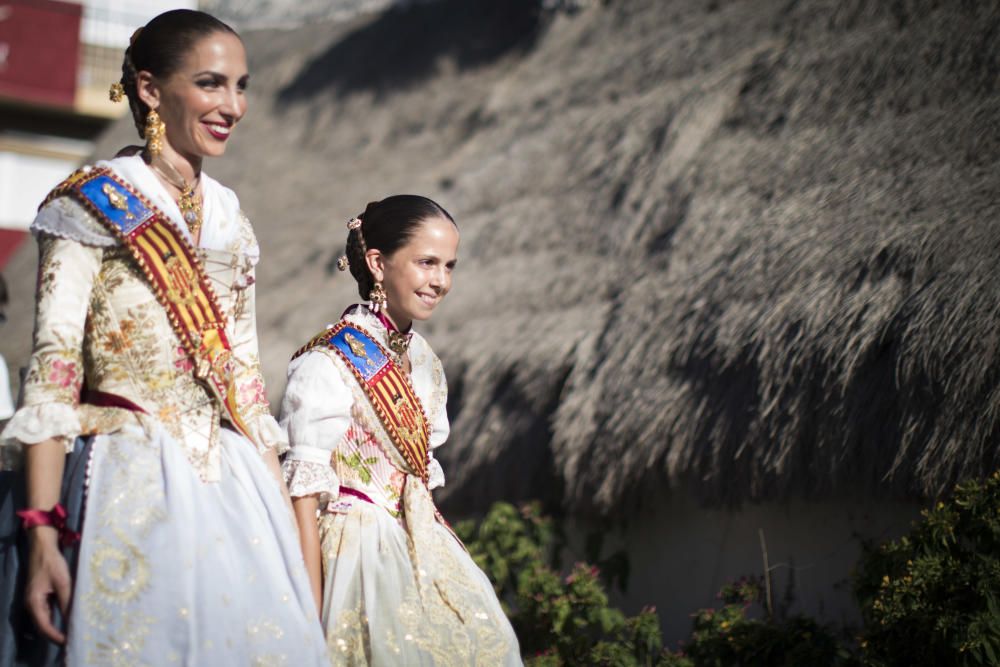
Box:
[294,322,430,481]
[42,166,253,441]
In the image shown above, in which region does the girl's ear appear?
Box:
[365,248,384,283]
[135,70,160,110]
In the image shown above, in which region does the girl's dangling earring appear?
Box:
[369,282,388,313]
[145,109,165,157]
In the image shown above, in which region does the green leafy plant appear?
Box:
[454,502,668,665]
[854,471,1000,666]
[661,576,855,667]
[456,502,855,666]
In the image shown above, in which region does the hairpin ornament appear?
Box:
[347,217,362,230]
[336,256,349,271]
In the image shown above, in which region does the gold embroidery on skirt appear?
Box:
[327,609,371,665]
[82,433,165,664]
[318,481,514,666]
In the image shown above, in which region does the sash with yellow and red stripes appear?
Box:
[42,166,253,441]
[294,322,430,481]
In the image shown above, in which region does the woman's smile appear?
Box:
[202,120,232,140]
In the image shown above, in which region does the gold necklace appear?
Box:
[146,154,203,236]
[370,306,411,362]
[386,330,410,360]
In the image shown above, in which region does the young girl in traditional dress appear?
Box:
[0,10,327,664]
[282,196,522,665]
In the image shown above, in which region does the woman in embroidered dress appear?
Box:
[282,196,522,665]
[0,10,327,665]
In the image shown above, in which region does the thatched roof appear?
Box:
[3,0,1000,514]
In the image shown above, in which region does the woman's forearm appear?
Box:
[292,495,323,614]
[25,438,67,546]
[23,437,73,644]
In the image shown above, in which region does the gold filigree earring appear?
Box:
[145,109,165,157]
[109,82,125,103]
[369,282,388,313]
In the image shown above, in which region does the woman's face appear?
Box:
[370,216,460,329]
[139,31,248,164]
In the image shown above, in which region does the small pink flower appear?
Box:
[239,377,267,405]
[48,359,78,389]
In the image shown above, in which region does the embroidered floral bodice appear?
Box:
[0,156,283,480]
[281,306,450,516]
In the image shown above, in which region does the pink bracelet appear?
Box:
[16,504,81,547]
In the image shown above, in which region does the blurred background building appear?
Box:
[0,0,194,271]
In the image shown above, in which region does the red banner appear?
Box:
[0,228,27,270]
[0,0,81,108]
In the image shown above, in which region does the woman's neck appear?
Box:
[155,146,202,184]
[380,306,411,333]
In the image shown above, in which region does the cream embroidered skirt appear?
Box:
[319,498,522,666]
[68,423,328,665]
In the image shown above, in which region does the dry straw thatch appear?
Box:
[3,0,999,515]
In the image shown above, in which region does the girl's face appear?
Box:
[368,216,460,329]
[138,31,248,165]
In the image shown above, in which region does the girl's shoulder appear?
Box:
[407,330,444,376]
[287,323,362,394]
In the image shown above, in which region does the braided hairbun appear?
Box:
[346,201,381,299]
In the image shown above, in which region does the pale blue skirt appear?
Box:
[2,426,329,666]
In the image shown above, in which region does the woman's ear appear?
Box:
[364,248,384,283]
[135,70,160,111]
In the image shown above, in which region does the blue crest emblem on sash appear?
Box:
[329,326,388,381]
[78,174,153,235]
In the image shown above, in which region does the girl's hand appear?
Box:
[25,527,72,644]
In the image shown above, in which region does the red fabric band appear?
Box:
[338,485,375,505]
[16,504,81,547]
[81,388,147,413]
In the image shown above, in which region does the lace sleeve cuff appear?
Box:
[246,413,288,455]
[0,402,80,451]
[283,458,340,504]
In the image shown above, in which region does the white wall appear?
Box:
[0,148,84,230]
[62,0,199,48]
[568,492,921,647]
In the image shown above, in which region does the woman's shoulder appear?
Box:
[200,171,240,209]
[32,164,117,246]
[199,171,260,258]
